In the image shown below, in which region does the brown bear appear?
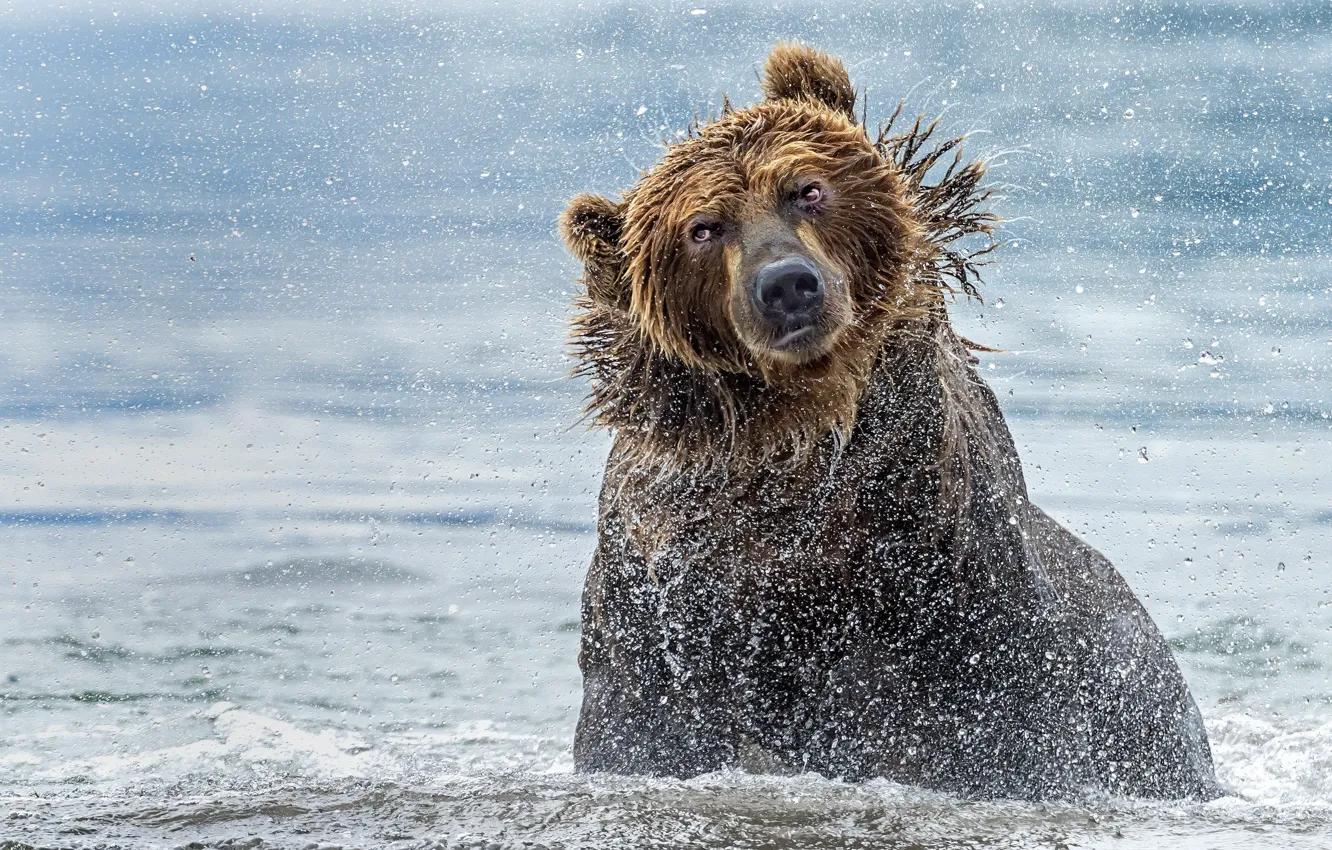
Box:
[558,43,1220,800]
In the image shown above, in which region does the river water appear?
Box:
[2,1,1330,847]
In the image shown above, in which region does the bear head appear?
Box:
[562,43,996,472]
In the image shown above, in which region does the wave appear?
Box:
[1211,713,1332,806]
[3,704,1331,848]
[4,702,1329,806]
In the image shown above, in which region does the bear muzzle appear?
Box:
[752,256,826,351]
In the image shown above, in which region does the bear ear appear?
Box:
[559,192,630,310]
[559,193,622,266]
[760,42,857,120]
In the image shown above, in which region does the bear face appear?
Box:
[617,101,920,379]
[562,43,996,471]
[564,45,920,380]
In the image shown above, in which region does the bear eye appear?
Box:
[690,222,719,243]
[796,182,826,209]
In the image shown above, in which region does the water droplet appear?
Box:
[1277,562,1286,574]
[1129,207,1140,218]
[1137,447,1149,463]
[1123,108,1134,120]
[993,298,1005,309]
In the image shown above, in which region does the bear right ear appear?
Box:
[760,42,857,120]
[559,193,629,310]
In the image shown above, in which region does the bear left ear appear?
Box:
[559,192,630,310]
[560,193,622,266]
[760,42,857,120]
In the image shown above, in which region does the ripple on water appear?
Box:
[209,557,428,587]
[1171,616,1320,673]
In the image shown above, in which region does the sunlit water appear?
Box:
[2,1,1330,847]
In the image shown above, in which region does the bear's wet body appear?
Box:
[562,43,1219,799]
[575,325,1218,798]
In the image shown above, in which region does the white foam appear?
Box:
[1209,712,1332,806]
[418,718,552,744]
[207,702,382,779]
[31,703,386,783]
[10,702,1332,811]
[34,738,230,783]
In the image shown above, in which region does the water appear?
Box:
[2,1,1331,846]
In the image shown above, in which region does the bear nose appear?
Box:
[753,257,824,325]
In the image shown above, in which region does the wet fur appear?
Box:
[562,43,1220,799]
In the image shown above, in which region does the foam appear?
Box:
[9,703,1332,811]
[29,703,387,784]
[1209,713,1332,806]
[206,702,384,778]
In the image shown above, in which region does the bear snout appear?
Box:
[756,255,825,333]
[753,256,826,344]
